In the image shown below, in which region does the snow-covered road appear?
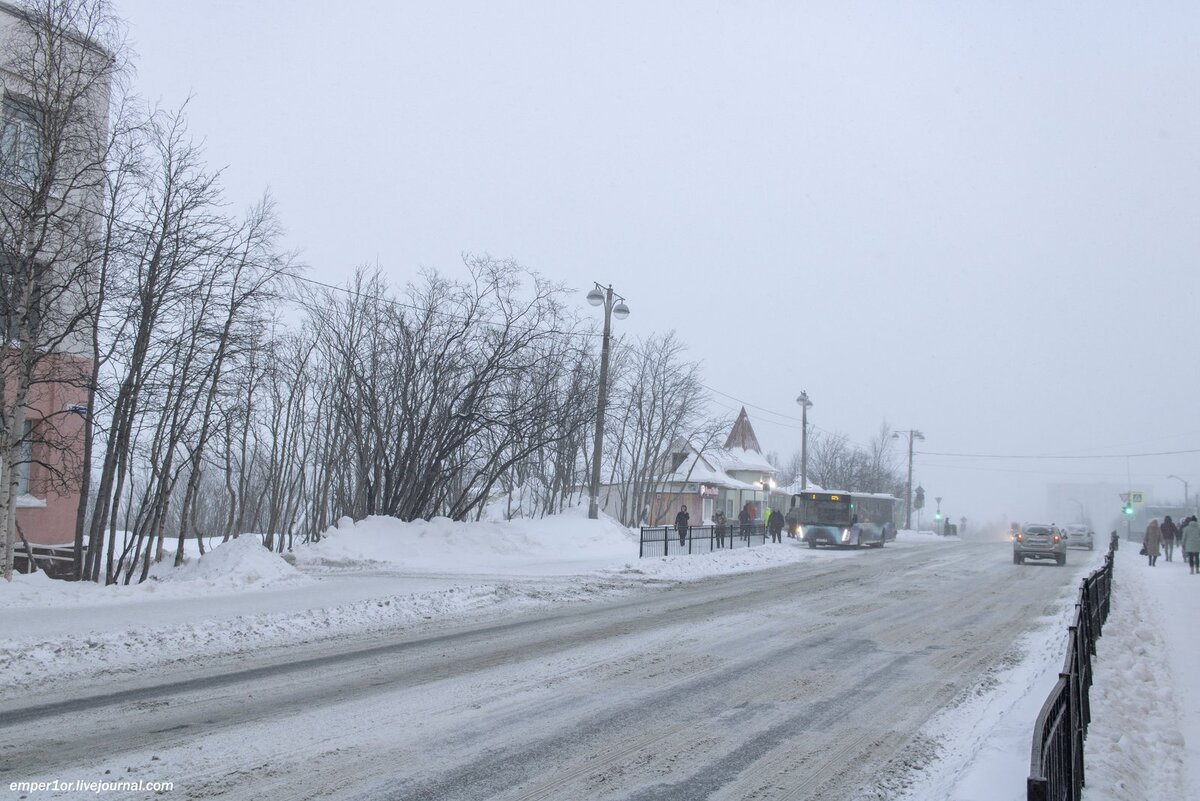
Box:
[1,539,1086,800]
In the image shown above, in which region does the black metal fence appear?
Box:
[1027,533,1118,801]
[638,523,770,558]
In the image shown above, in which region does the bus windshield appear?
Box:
[792,496,853,525]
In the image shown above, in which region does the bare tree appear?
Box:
[601,332,715,527]
[804,421,906,497]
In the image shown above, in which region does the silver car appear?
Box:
[1013,523,1067,566]
[1063,524,1094,550]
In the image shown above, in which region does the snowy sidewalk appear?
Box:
[1083,540,1198,801]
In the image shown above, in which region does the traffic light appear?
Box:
[914,486,925,510]
[934,510,942,521]
[1122,504,1134,516]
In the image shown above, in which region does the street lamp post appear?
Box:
[1168,475,1189,512]
[796,391,813,490]
[892,429,925,530]
[586,284,629,520]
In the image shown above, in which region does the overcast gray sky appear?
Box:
[114,1,1200,528]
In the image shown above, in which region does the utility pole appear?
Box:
[796,391,813,490]
[892,429,925,530]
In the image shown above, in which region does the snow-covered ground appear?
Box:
[0,513,1192,799]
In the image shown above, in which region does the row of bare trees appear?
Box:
[0,0,728,583]
[771,421,908,498]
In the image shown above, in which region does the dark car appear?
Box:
[1013,523,1066,566]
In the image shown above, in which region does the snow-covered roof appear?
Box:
[655,409,778,491]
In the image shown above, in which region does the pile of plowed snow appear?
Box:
[151,535,312,589]
[294,506,638,575]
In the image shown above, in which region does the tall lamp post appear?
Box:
[1168,475,1189,512]
[796,391,813,490]
[892,429,925,530]
[586,283,629,520]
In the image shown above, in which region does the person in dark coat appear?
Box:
[768,508,785,543]
[738,504,752,541]
[713,510,727,549]
[674,505,690,546]
[1161,515,1179,562]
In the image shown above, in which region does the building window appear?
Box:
[1,96,42,185]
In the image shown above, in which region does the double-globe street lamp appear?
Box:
[587,283,630,520]
[892,429,924,530]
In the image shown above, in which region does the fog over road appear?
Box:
[1,540,1080,800]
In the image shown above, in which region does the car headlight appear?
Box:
[841,529,851,542]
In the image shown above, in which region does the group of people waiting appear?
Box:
[673,503,787,547]
[1140,515,1200,572]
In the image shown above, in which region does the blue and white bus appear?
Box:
[784,491,898,549]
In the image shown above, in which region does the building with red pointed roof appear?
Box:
[601,408,794,526]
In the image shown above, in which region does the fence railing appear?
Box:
[638,523,769,558]
[14,543,77,579]
[1027,532,1118,801]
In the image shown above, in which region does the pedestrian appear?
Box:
[738,503,751,541]
[1161,515,1179,562]
[714,510,727,549]
[787,502,800,538]
[1183,516,1200,574]
[674,505,690,547]
[768,507,784,543]
[1143,518,1163,567]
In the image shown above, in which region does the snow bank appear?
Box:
[0,536,311,611]
[148,535,312,590]
[628,537,862,581]
[294,506,637,575]
[899,529,957,543]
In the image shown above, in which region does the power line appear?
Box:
[699,384,874,448]
[917,448,1200,460]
